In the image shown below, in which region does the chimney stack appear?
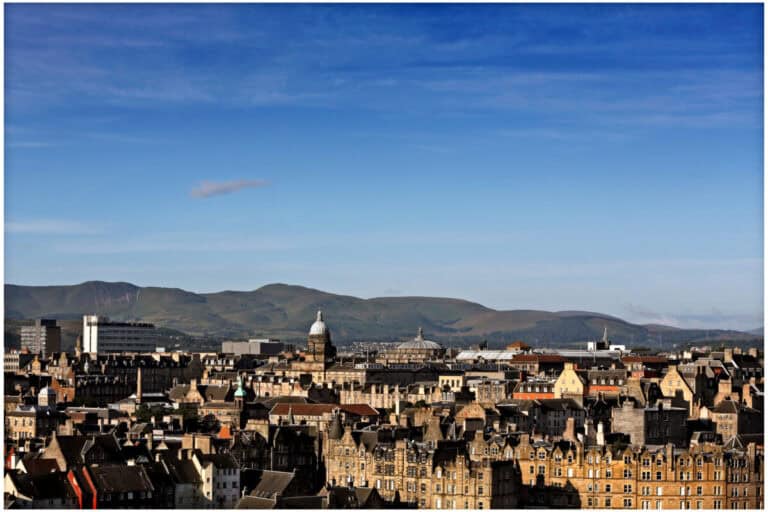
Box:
[563,417,576,442]
[742,383,753,408]
[596,422,605,446]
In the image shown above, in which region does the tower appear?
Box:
[234,374,245,408]
[306,310,336,367]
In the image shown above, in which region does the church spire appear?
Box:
[602,326,608,343]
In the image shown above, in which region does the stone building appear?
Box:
[512,378,556,400]
[512,434,763,510]
[338,382,441,410]
[376,328,446,365]
[611,399,689,448]
[554,363,586,404]
[323,419,520,509]
[253,311,367,386]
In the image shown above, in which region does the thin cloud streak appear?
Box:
[190,179,269,199]
[6,219,103,235]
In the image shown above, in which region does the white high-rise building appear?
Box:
[82,315,157,353]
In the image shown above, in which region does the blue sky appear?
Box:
[4,4,763,330]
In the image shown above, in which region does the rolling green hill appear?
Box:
[5,281,760,348]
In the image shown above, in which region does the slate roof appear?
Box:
[161,454,202,485]
[49,434,123,467]
[7,470,77,500]
[712,400,740,414]
[274,495,326,508]
[537,398,584,412]
[247,470,296,499]
[197,452,239,470]
[237,496,277,509]
[20,457,59,476]
[87,464,155,493]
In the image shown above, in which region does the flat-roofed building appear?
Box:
[222,339,284,356]
[20,319,61,358]
[82,315,156,353]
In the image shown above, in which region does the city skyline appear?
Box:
[5,3,763,331]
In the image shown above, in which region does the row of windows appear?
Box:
[587,497,633,508]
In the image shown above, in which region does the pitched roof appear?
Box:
[19,457,59,476]
[536,399,583,412]
[7,471,77,500]
[197,452,239,470]
[161,455,202,485]
[87,465,155,493]
[48,434,123,467]
[712,400,740,414]
[236,496,277,509]
[248,470,296,499]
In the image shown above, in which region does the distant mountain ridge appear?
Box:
[4,281,760,348]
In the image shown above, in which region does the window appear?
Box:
[606,484,612,493]
[606,498,612,507]
[624,485,633,494]
[624,498,633,508]
[478,487,483,496]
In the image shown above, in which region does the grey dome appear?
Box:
[309,310,328,336]
[397,328,442,350]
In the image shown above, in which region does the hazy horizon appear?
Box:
[4,4,763,331]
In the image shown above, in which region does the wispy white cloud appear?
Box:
[6,219,103,235]
[190,179,269,198]
[6,141,55,148]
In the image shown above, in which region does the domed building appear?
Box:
[306,310,336,365]
[378,328,445,364]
